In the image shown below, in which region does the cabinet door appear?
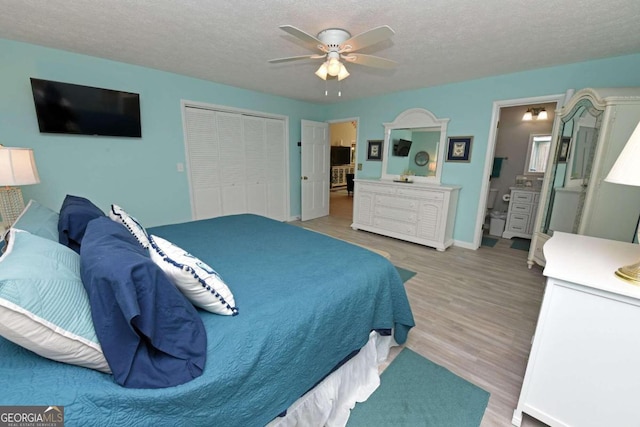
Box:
[417,201,442,240]
[355,191,374,225]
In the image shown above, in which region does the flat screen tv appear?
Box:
[331,146,351,166]
[393,139,412,156]
[30,78,142,137]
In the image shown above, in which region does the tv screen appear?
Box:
[30,78,142,137]
[393,139,412,156]
[331,146,351,165]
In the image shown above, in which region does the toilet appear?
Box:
[486,188,507,237]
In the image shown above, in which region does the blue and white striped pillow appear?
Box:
[148,235,238,316]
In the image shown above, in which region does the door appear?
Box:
[301,120,329,221]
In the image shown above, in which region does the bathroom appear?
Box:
[485,102,556,240]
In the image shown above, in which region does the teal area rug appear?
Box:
[347,348,490,427]
[395,266,416,283]
[481,236,498,247]
[510,238,531,251]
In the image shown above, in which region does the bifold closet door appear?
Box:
[184,107,288,222]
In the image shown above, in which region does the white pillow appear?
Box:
[108,204,149,249]
[0,229,111,373]
[148,235,238,316]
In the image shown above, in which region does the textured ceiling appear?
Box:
[1,0,640,104]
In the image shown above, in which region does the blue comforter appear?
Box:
[0,214,414,426]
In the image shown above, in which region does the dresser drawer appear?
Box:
[507,213,529,231]
[511,191,534,203]
[396,188,444,200]
[373,217,417,236]
[358,184,396,195]
[511,202,532,214]
[375,195,419,210]
[375,206,418,222]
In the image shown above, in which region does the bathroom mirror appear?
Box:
[539,98,603,235]
[381,108,449,183]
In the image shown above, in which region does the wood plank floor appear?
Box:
[293,207,549,426]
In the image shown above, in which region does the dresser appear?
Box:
[502,188,540,239]
[513,233,640,426]
[351,179,460,251]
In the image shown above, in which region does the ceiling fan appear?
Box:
[269,25,397,81]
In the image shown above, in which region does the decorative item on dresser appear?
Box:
[0,146,40,228]
[502,188,540,239]
[527,88,640,269]
[513,232,640,427]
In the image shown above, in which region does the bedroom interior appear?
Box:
[1,1,640,426]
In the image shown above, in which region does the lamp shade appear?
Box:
[605,120,640,187]
[0,147,40,186]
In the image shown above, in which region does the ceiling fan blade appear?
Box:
[340,25,395,52]
[279,25,326,51]
[342,54,397,69]
[268,54,326,64]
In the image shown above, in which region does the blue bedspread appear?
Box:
[0,214,414,426]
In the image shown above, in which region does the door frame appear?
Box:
[327,117,359,218]
[473,93,568,249]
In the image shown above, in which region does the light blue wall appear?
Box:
[326,54,640,244]
[3,37,640,244]
[0,38,325,226]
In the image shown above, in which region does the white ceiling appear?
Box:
[1,0,640,104]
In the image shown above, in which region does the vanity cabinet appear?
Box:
[352,179,460,251]
[331,165,355,189]
[528,88,640,268]
[502,188,540,239]
[513,232,640,427]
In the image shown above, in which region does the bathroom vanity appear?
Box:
[502,187,540,239]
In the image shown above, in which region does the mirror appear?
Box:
[381,108,449,183]
[540,98,603,235]
[524,134,552,175]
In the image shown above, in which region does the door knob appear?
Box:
[302,176,308,180]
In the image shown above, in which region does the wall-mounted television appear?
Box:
[331,146,351,165]
[393,139,412,156]
[30,78,142,137]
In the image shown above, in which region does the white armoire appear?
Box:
[182,104,289,222]
[528,88,640,268]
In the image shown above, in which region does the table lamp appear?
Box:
[0,146,40,228]
[604,120,640,283]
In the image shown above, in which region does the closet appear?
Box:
[183,105,289,222]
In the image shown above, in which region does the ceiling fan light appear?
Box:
[327,58,341,76]
[522,109,533,121]
[537,109,548,120]
[315,62,328,80]
[337,63,350,81]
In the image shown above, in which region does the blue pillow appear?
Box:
[12,200,59,242]
[80,217,207,388]
[58,195,104,253]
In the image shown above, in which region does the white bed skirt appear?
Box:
[267,331,396,427]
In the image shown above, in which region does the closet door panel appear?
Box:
[217,112,245,185]
[265,118,287,220]
[247,183,268,216]
[221,185,247,216]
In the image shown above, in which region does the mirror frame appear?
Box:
[381,108,450,184]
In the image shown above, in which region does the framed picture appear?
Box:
[446,136,473,162]
[558,137,571,163]
[367,140,383,161]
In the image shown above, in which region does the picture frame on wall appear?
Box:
[367,140,383,161]
[446,136,473,162]
[558,137,571,163]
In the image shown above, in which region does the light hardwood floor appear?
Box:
[295,201,548,427]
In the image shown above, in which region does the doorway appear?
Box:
[475,93,567,249]
[328,118,358,220]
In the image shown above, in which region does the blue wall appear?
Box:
[0,38,324,226]
[327,54,640,243]
[2,37,640,244]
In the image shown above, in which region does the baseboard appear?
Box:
[453,239,477,250]
[287,215,301,222]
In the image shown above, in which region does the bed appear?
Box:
[0,207,414,426]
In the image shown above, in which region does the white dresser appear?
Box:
[502,188,540,239]
[351,179,460,251]
[513,232,640,427]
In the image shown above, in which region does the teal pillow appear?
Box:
[0,229,110,373]
[12,199,59,242]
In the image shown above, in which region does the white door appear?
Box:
[301,120,329,221]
